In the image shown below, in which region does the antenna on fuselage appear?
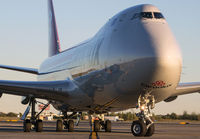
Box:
[47,0,61,57]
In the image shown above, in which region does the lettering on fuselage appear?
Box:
[141,80,172,89]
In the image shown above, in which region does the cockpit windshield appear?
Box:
[140,12,153,19]
[154,12,165,19]
[131,12,165,20]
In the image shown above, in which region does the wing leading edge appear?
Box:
[0,80,78,101]
[164,82,200,100]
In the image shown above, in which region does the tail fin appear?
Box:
[47,0,61,57]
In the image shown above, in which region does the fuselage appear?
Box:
[38,4,182,112]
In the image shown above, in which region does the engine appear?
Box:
[164,96,178,102]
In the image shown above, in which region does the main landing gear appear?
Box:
[23,98,50,132]
[88,113,112,132]
[131,94,155,137]
[56,112,77,132]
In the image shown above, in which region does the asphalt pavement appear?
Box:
[0,121,199,139]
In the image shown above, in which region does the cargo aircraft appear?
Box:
[0,0,199,137]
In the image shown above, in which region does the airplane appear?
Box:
[0,0,199,137]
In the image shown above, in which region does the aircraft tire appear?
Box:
[105,120,111,132]
[94,120,100,132]
[68,120,74,132]
[131,120,147,136]
[36,119,43,132]
[56,119,63,132]
[24,119,31,132]
[145,123,155,136]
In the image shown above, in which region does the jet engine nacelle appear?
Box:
[164,96,178,102]
[21,96,30,105]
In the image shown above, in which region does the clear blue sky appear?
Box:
[0,0,199,114]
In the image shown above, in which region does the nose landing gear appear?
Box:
[131,94,155,137]
[88,113,112,132]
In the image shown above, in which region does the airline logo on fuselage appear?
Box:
[141,80,172,89]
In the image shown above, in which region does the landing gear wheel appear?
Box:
[24,119,31,132]
[145,123,155,136]
[94,120,100,132]
[105,120,111,132]
[68,120,74,132]
[56,120,63,132]
[131,120,147,136]
[35,119,43,132]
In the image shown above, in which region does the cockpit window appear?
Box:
[131,12,165,21]
[140,12,153,19]
[154,12,165,19]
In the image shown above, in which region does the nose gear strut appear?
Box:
[131,93,155,137]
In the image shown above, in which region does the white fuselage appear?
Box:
[37,4,182,112]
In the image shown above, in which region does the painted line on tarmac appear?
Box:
[5,120,19,122]
[179,122,189,125]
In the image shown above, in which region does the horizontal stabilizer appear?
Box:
[0,64,38,74]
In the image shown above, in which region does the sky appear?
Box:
[0,0,200,115]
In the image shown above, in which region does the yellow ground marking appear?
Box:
[179,122,189,125]
[5,120,18,122]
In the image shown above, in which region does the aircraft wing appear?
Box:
[0,80,78,101]
[164,82,200,102]
[0,64,38,74]
[174,82,200,96]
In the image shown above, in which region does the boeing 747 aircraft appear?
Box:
[0,0,199,137]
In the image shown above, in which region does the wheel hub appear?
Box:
[133,124,141,134]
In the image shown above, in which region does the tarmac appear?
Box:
[0,120,199,139]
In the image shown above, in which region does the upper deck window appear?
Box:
[140,12,153,19]
[154,12,165,19]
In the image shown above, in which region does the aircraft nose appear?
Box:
[114,21,182,100]
[141,21,182,91]
[135,27,182,100]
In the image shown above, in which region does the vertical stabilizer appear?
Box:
[48,0,61,57]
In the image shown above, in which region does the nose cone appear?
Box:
[128,21,182,100]
[145,22,182,100]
